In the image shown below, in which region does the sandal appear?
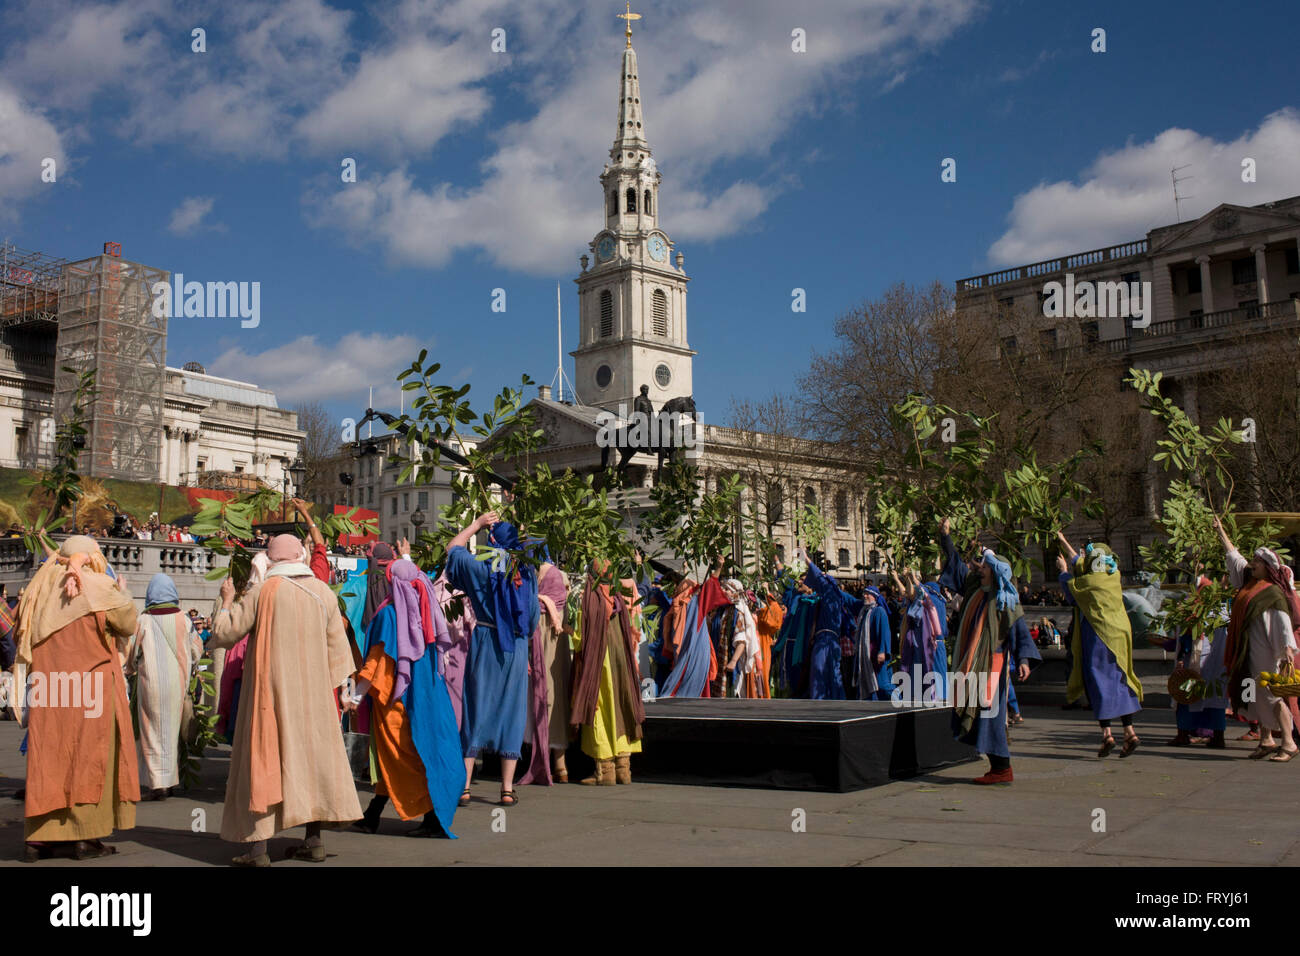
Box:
[1268,747,1299,763]
[1009,712,1024,725]
[457,788,472,807]
[283,842,326,862]
[1248,745,1280,760]
[73,840,118,861]
[1097,734,1115,757]
[499,789,518,807]
[1238,729,1261,741]
[231,851,271,867]
[1120,735,1140,758]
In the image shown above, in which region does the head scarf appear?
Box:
[363,542,396,629]
[14,535,132,667]
[384,558,448,700]
[865,586,886,609]
[268,533,304,563]
[145,573,180,612]
[1255,547,1300,632]
[248,551,270,588]
[486,522,538,655]
[981,549,1019,611]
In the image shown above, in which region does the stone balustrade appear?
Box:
[0,536,229,614]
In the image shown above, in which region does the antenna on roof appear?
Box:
[1171,164,1194,223]
[551,282,580,404]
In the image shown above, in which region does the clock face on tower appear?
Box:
[597,237,615,261]
[647,235,667,262]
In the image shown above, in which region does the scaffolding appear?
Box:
[54,247,169,481]
[0,241,66,328]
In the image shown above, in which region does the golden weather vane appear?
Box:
[617,1,641,48]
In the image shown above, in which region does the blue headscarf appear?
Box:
[486,522,538,655]
[145,572,179,609]
[865,586,887,610]
[981,550,1018,612]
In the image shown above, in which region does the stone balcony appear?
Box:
[1127,298,1300,353]
[0,536,229,614]
[957,239,1150,293]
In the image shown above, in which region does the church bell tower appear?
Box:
[572,5,694,413]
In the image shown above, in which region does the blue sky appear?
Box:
[2,0,1298,434]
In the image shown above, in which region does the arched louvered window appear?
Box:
[644,190,652,215]
[599,290,614,338]
[626,188,637,213]
[652,289,668,336]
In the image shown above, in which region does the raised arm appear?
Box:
[292,498,326,550]
[447,511,498,554]
[938,517,967,594]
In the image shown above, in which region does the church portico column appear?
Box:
[1252,244,1270,304]
[1196,255,1214,314]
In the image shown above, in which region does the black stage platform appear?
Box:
[635,698,978,792]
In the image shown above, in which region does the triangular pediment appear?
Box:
[1150,202,1300,254]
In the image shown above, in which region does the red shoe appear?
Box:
[973,767,1014,785]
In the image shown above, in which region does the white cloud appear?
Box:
[0,0,982,272]
[208,331,425,407]
[0,85,68,212]
[304,0,980,273]
[167,196,215,235]
[988,109,1300,266]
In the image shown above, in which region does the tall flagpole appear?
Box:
[556,282,563,403]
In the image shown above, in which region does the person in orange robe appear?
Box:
[13,536,139,861]
[346,557,462,837]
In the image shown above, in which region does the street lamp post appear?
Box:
[410,507,426,542]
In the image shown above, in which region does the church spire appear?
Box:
[611,5,649,159]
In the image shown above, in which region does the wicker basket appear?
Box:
[1262,661,1300,699]
[1167,665,1206,705]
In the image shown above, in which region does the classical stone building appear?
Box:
[1,242,303,494]
[956,196,1300,569]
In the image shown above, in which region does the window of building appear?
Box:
[652,289,668,336]
[196,458,206,472]
[767,482,784,524]
[1231,257,1257,285]
[233,464,244,474]
[1039,328,1057,350]
[1286,247,1299,276]
[643,190,652,215]
[1185,266,1202,294]
[804,487,817,509]
[870,549,881,570]
[367,486,374,505]
[775,544,786,563]
[837,548,850,569]
[390,497,398,516]
[1001,336,1018,358]
[834,490,849,528]
[402,493,409,512]
[1239,298,1260,318]
[1120,271,1141,287]
[418,492,428,509]
[1081,321,1099,345]
[625,188,637,214]
[599,290,614,338]
[998,296,1015,313]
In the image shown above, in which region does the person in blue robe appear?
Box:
[940,520,1040,784]
[859,587,893,700]
[802,553,848,700]
[444,512,539,807]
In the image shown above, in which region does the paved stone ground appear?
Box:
[1,705,1295,867]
